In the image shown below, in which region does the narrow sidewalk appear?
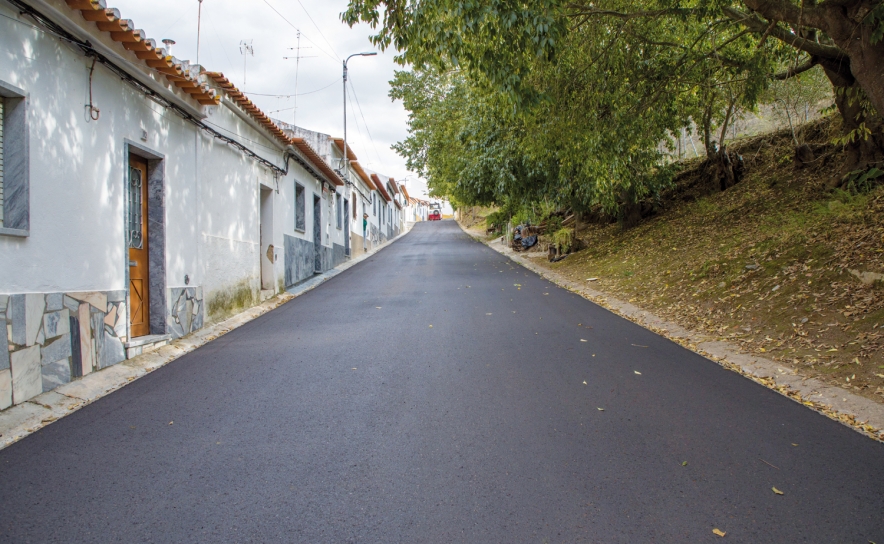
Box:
[461,222,884,442]
[0,229,411,450]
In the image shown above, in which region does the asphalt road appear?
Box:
[1,220,882,543]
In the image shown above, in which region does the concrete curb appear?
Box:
[462,224,884,442]
[0,228,412,451]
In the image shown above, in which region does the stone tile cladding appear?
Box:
[1,291,127,408]
[167,287,204,339]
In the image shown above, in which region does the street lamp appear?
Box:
[342,52,376,185]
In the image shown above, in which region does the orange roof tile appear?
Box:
[371,174,392,202]
[331,138,358,161]
[64,0,219,106]
[291,138,345,187]
[350,161,375,190]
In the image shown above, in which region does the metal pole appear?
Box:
[196,0,203,64]
[343,57,348,183]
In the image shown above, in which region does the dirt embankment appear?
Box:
[494,118,884,402]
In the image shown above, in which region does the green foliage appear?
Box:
[552,227,574,253]
[347,0,882,219]
[842,167,884,194]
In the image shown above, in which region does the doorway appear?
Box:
[128,157,150,337]
[260,187,274,290]
[343,197,350,256]
[313,194,322,272]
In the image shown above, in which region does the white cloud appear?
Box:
[108,0,430,197]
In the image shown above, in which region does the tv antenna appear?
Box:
[283,31,316,127]
[239,39,254,87]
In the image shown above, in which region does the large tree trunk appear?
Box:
[821,65,884,181]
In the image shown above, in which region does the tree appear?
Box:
[346,0,884,177]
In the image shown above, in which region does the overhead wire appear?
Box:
[4,0,339,186]
[348,78,384,164]
[260,0,339,62]
[245,78,338,98]
[292,0,342,61]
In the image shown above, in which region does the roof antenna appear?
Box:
[283,31,316,127]
[240,39,254,87]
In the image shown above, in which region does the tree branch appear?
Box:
[722,7,845,59]
[773,59,819,79]
[564,5,702,20]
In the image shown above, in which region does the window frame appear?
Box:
[294,182,306,232]
[0,80,29,238]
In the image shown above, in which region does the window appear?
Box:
[0,81,28,237]
[294,183,305,231]
[127,165,143,248]
[335,193,342,229]
[352,197,357,219]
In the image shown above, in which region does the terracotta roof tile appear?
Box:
[350,161,375,190]
[64,0,219,106]
[371,174,392,202]
[331,138,358,161]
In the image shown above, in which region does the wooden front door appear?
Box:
[128,157,150,337]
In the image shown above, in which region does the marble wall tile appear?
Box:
[77,303,94,375]
[284,234,315,286]
[0,324,8,371]
[99,329,125,369]
[69,314,82,378]
[45,293,64,312]
[113,302,127,338]
[9,295,25,345]
[10,294,44,347]
[69,292,107,312]
[41,333,71,365]
[63,295,79,313]
[148,161,167,337]
[11,345,41,404]
[43,309,70,340]
[107,290,127,303]
[42,358,71,392]
[91,311,104,369]
[0,369,11,410]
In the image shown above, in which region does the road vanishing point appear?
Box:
[1,221,882,543]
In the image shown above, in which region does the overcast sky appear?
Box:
[108,0,429,198]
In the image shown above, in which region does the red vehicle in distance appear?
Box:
[428,202,442,221]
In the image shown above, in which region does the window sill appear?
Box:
[0,227,29,238]
[294,228,306,234]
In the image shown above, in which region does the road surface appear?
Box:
[1,220,882,542]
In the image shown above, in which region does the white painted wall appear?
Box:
[0,1,302,315]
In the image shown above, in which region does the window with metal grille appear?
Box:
[128,166,143,249]
[294,183,305,231]
[336,193,342,229]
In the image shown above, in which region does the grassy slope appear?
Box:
[534,117,884,401]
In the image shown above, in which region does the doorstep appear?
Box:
[123,334,172,358]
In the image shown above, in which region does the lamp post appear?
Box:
[342,52,376,186]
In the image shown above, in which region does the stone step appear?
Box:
[123,334,171,359]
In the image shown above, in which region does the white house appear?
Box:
[0,0,348,409]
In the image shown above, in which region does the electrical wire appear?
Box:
[348,79,384,164]
[245,78,338,98]
[292,0,342,61]
[260,0,339,63]
[6,0,337,185]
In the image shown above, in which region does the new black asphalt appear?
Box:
[1,220,882,543]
